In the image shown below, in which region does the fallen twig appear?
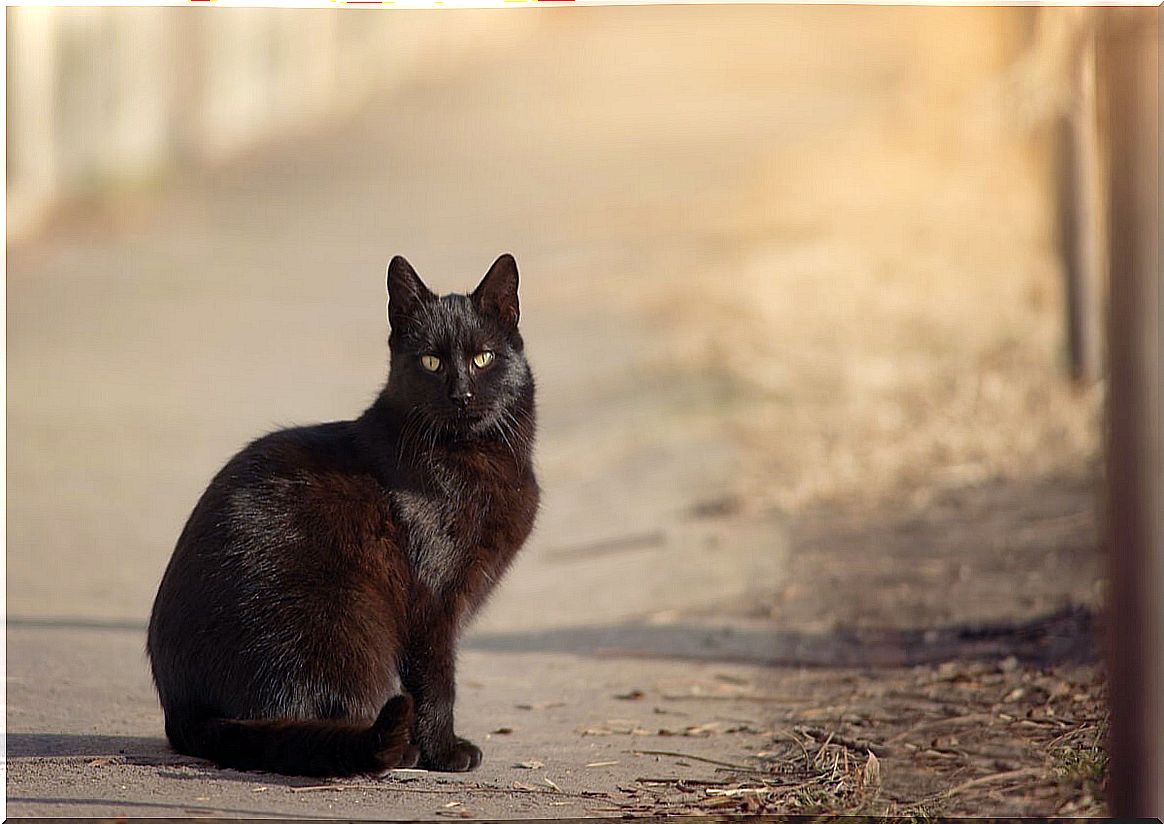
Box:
[661,693,804,703]
[778,728,812,769]
[289,782,603,800]
[633,749,760,771]
[705,786,772,797]
[812,731,835,766]
[944,767,1044,797]
[636,777,731,786]
[291,784,438,794]
[884,712,996,745]
[713,765,775,776]
[792,725,892,757]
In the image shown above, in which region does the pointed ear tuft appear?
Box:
[386,256,434,330]
[472,254,520,329]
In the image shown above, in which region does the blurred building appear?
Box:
[6,8,532,241]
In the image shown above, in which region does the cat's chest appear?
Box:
[391,454,535,593]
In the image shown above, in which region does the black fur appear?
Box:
[147,254,539,777]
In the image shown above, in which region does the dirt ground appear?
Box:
[6,6,1106,817]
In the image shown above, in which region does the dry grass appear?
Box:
[631,26,1101,516]
[711,661,1108,817]
[613,18,1109,815]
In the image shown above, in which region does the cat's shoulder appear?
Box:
[242,420,357,459]
[210,420,393,523]
[218,420,375,486]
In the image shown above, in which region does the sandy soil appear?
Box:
[6,6,1105,817]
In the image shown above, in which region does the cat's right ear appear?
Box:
[386,256,435,329]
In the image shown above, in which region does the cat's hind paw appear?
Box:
[372,745,420,777]
[366,694,418,774]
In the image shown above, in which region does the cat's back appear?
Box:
[188,420,390,547]
[158,419,405,600]
[149,420,409,718]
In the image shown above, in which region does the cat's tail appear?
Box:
[166,694,419,777]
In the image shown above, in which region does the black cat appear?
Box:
[147,254,539,776]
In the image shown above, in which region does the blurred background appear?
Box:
[7,6,1133,816]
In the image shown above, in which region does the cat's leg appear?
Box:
[401,620,481,772]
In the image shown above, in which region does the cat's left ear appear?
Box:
[471,254,520,330]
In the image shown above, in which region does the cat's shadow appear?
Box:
[6,733,460,789]
[7,733,172,760]
[5,733,338,788]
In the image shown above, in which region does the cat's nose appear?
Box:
[450,391,473,409]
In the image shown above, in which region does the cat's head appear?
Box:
[384,254,533,439]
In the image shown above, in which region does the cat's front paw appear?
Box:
[421,738,482,772]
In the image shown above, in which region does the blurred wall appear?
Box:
[6,8,534,242]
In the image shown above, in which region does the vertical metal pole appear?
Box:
[1102,7,1161,817]
[1062,19,1106,385]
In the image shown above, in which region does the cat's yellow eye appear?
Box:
[420,354,441,372]
[472,351,495,369]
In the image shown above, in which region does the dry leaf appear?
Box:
[580,719,651,736]
[862,750,882,789]
[516,760,544,770]
[658,720,758,737]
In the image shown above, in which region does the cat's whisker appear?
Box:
[493,412,517,460]
[499,406,532,455]
[398,405,431,470]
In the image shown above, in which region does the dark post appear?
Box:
[1101,7,1161,817]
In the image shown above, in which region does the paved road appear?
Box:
[6,7,999,816]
